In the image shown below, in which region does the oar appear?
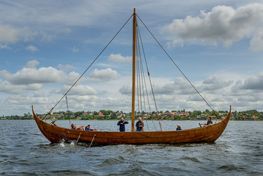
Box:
[89,134,96,148]
[159,121,162,131]
[76,132,82,143]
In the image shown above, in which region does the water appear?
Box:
[0,120,262,176]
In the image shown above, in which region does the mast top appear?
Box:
[133,8,136,15]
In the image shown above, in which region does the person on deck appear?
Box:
[206,116,213,125]
[136,117,144,132]
[85,124,96,131]
[176,125,182,131]
[199,116,213,127]
[117,117,129,132]
[71,124,84,131]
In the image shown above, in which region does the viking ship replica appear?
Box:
[33,9,231,146]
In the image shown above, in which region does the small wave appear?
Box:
[49,170,97,175]
[97,155,125,167]
[0,171,38,176]
[59,142,65,147]
[218,164,245,171]
[0,159,31,166]
[17,132,28,135]
[118,163,161,176]
[181,156,201,163]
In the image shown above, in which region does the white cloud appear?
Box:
[90,68,118,80]
[201,76,233,91]
[0,25,19,44]
[0,60,78,85]
[66,71,81,84]
[164,3,263,50]
[250,32,263,51]
[25,60,39,68]
[0,25,36,44]
[0,67,65,85]
[119,77,196,96]
[57,64,75,73]
[0,80,42,94]
[59,85,97,96]
[152,77,196,95]
[26,45,39,52]
[116,73,263,111]
[2,69,263,114]
[119,86,131,95]
[108,53,131,63]
[236,73,263,90]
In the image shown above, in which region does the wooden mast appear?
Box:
[131,8,137,132]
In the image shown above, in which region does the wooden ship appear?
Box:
[32,9,231,146]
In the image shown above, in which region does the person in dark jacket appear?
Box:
[206,116,213,125]
[199,116,213,127]
[176,125,182,131]
[117,118,128,132]
[136,117,144,132]
[85,124,95,131]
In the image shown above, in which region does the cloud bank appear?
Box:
[164,3,263,51]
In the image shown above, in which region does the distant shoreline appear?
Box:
[1,109,262,121]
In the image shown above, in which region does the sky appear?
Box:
[1,0,263,115]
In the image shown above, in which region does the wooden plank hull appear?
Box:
[32,107,231,145]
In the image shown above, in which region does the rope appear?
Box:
[136,47,142,112]
[137,25,158,113]
[136,58,140,112]
[42,14,133,120]
[137,25,157,130]
[65,95,69,112]
[138,41,152,113]
[136,35,150,130]
[65,95,72,125]
[139,51,147,112]
[136,39,144,113]
[136,14,214,111]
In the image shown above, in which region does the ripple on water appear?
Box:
[97,155,125,167]
[1,120,263,176]
[218,164,246,171]
[180,156,201,163]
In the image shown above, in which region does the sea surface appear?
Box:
[0,120,262,176]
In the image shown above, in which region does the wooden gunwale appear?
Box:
[32,106,231,145]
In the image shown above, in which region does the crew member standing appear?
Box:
[117,117,129,132]
[136,117,144,132]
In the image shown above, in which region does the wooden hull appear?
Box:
[32,107,231,146]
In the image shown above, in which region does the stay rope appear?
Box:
[137,25,158,130]
[136,14,214,111]
[42,14,133,120]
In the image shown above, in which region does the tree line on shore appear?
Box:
[1,109,263,120]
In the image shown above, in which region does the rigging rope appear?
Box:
[137,25,158,112]
[137,35,152,113]
[139,53,147,112]
[65,95,69,112]
[42,14,133,120]
[65,95,71,125]
[137,25,158,130]
[136,38,144,113]
[136,54,141,112]
[136,14,215,111]
[136,35,150,130]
